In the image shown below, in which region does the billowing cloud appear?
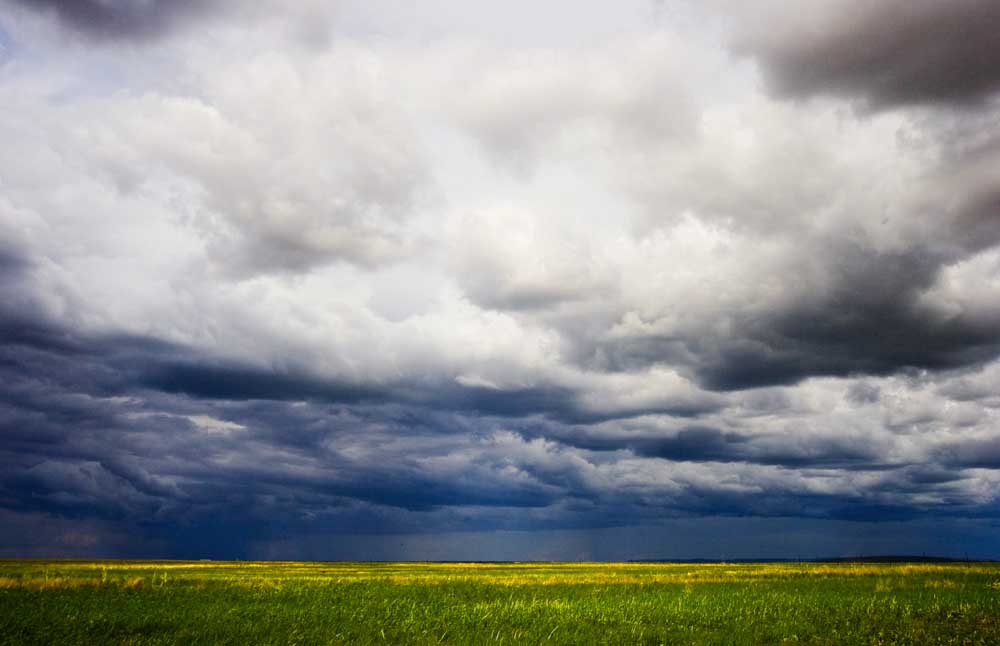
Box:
[1,0,999,559]
[736,0,1000,109]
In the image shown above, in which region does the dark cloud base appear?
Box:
[4,0,217,41]
[588,242,1000,391]
[740,0,1000,108]
[4,510,998,561]
[3,295,999,558]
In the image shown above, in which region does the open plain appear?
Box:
[1,560,999,644]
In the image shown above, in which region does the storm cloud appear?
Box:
[1,0,1000,559]
[738,0,1000,109]
[3,0,217,41]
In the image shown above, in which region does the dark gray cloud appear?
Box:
[142,357,715,424]
[2,228,997,559]
[5,294,995,555]
[845,382,881,405]
[5,0,217,41]
[586,238,1000,391]
[143,361,388,406]
[739,0,1000,108]
[528,422,889,470]
[708,242,999,389]
[935,437,1000,469]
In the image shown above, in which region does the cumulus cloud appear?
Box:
[32,57,429,277]
[1,0,1000,558]
[444,36,700,174]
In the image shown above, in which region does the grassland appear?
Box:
[1,560,999,644]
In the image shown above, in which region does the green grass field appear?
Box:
[1,560,999,644]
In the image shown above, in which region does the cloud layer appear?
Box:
[1,0,999,559]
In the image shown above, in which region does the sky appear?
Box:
[1,0,999,561]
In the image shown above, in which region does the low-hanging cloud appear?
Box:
[3,0,218,41]
[737,0,1000,109]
